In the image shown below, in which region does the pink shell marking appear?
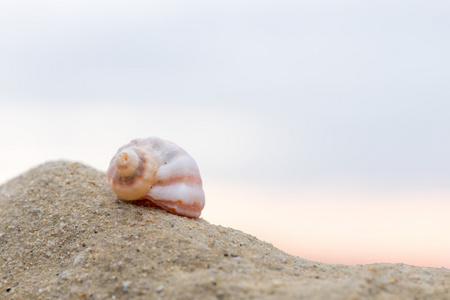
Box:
[107,137,205,218]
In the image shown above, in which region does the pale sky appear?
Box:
[1,1,449,268]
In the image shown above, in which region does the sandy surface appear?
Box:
[0,161,449,299]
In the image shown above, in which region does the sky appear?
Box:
[0,1,449,268]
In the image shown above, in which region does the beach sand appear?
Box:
[0,161,449,299]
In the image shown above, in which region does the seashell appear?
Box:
[107,137,205,218]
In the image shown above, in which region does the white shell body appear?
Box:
[107,137,205,218]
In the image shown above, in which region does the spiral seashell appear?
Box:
[107,137,205,218]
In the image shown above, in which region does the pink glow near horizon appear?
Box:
[204,182,450,269]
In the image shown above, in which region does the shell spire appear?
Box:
[107,137,205,218]
[114,149,139,177]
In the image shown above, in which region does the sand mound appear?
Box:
[0,161,449,299]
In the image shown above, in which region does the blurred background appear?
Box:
[1,0,449,268]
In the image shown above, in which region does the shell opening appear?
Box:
[114,149,139,177]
